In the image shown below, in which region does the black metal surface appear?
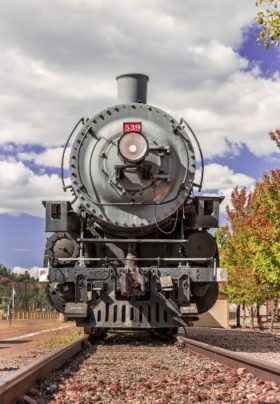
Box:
[44,201,80,233]
[57,257,213,262]
[77,238,189,243]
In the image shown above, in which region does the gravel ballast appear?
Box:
[0,325,77,377]
[31,332,280,403]
[186,327,280,365]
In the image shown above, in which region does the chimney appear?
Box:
[116,73,149,104]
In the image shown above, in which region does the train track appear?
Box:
[0,335,88,404]
[179,336,280,385]
[0,332,279,403]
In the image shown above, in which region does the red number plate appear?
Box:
[123,122,142,133]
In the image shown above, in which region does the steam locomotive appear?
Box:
[40,74,227,337]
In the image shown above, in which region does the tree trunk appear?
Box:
[236,304,241,328]
[256,304,262,330]
[242,303,246,328]
[249,306,254,329]
[270,295,279,332]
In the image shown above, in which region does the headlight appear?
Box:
[118,132,148,162]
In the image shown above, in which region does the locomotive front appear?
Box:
[41,74,227,336]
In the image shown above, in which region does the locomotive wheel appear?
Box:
[84,327,107,343]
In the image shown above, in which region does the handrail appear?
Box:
[61,117,85,191]
[180,118,204,191]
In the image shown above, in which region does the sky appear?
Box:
[0,0,279,273]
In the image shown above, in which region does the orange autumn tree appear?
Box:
[217,130,280,329]
[217,188,273,328]
[248,169,280,330]
[269,128,280,148]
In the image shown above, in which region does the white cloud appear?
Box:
[12,266,40,279]
[199,163,255,191]
[196,163,255,213]
[12,266,28,275]
[0,160,69,216]
[0,1,278,221]
[0,0,278,160]
[18,147,71,168]
[174,66,280,158]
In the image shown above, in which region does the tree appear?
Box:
[248,169,280,330]
[218,188,273,328]
[0,264,10,278]
[0,263,51,312]
[269,128,280,149]
[256,0,280,48]
[218,166,280,330]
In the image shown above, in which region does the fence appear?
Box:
[0,311,59,320]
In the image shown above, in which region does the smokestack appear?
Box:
[116,73,149,104]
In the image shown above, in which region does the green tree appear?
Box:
[248,169,280,330]
[219,189,272,328]
[0,264,10,278]
[0,264,51,312]
[256,0,280,48]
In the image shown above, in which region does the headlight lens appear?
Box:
[119,132,148,162]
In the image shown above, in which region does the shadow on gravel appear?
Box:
[95,331,177,347]
[183,327,280,354]
[0,366,19,372]
[0,340,32,344]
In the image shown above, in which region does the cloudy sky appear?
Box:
[0,0,279,272]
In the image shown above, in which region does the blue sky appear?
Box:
[0,1,279,272]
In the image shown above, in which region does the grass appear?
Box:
[46,327,84,347]
[176,337,187,349]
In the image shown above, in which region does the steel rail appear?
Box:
[179,336,280,385]
[0,335,88,404]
